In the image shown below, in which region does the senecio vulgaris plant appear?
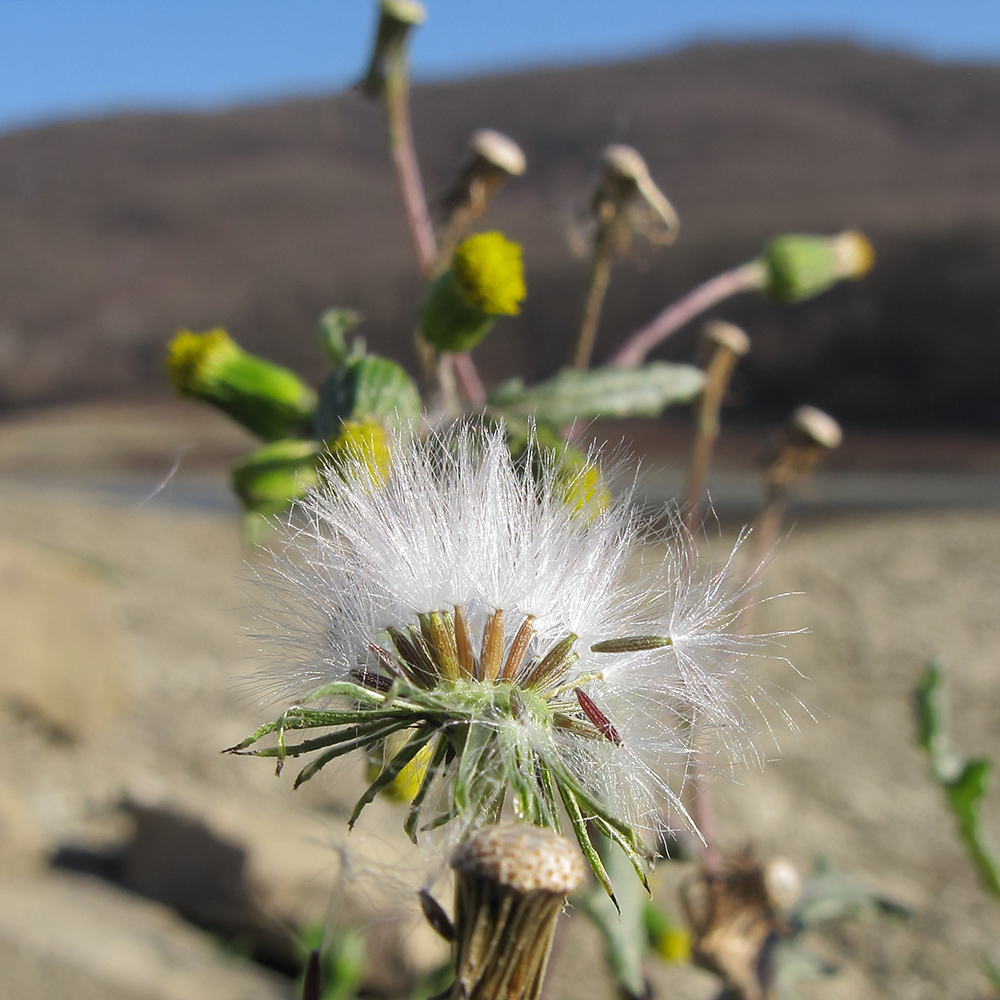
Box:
[230,423,772,904]
[165,2,877,998]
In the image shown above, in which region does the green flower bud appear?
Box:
[165,328,316,441]
[231,439,322,518]
[315,352,422,441]
[420,231,526,353]
[761,230,875,303]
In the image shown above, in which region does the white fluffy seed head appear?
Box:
[252,422,791,843]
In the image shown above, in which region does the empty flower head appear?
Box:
[235,422,784,897]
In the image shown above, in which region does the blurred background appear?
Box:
[2,3,1000,1000]
[1,0,999,435]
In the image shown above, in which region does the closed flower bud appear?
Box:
[231,439,322,518]
[314,352,422,441]
[231,438,323,544]
[596,144,679,245]
[761,230,875,303]
[325,420,392,486]
[420,232,526,353]
[165,328,316,441]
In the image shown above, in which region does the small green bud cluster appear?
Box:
[165,315,419,541]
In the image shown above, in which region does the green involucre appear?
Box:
[165,328,316,441]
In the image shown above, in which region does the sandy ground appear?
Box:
[1,403,999,1000]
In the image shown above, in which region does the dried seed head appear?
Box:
[360,0,427,97]
[380,0,426,24]
[602,143,650,183]
[242,423,795,896]
[451,823,585,896]
[762,857,801,913]
[449,824,586,1000]
[595,143,679,244]
[470,129,526,177]
[703,320,751,358]
[791,405,842,450]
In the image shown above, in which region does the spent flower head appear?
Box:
[235,422,787,897]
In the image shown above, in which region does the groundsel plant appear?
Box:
[231,422,782,902]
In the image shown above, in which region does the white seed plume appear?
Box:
[251,422,787,850]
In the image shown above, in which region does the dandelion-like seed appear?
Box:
[233,423,783,898]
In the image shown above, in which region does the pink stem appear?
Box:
[453,353,486,406]
[385,85,437,277]
[608,261,765,368]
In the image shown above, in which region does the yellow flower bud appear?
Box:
[165,328,316,441]
[326,420,391,486]
[420,232,526,353]
[452,231,526,316]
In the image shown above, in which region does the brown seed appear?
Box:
[575,687,622,745]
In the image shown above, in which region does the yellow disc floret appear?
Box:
[452,231,526,316]
[165,328,238,396]
[327,420,391,485]
[832,230,876,280]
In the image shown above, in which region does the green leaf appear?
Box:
[318,308,364,367]
[914,660,961,782]
[315,354,422,439]
[557,779,617,911]
[947,758,1000,898]
[488,363,705,425]
[913,661,1000,900]
[794,860,910,929]
[980,953,1000,993]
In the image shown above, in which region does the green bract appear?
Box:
[165,328,317,441]
[420,232,526,353]
[761,230,875,303]
[229,609,653,905]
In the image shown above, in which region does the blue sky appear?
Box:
[0,0,998,133]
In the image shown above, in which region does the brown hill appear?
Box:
[1,40,999,427]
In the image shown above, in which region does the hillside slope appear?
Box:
[1,41,998,426]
